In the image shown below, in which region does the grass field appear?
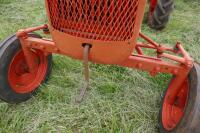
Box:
[0,0,200,132]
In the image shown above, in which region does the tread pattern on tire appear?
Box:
[149,0,174,30]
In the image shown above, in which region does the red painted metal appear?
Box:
[16,24,193,107]
[8,49,48,93]
[162,79,189,130]
[135,46,144,55]
[43,0,146,64]
[176,42,193,67]
[16,25,48,37]
[136,43,174,52]
[149,0,158,16]
[119,55,188,75]
[139,32,159,47]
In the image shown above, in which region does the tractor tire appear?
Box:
[148,0,174,30]
[0,33,52,103]
[159,63,200,133]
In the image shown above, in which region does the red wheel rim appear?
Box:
[8,49,48,94]
[162,79,189,131]
[148,0,158,23]
[149,0,158,15]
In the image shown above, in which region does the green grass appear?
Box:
[0,0,200,132]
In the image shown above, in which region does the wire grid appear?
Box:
[47,0,139,41]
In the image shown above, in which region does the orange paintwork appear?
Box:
[44,0,146,64]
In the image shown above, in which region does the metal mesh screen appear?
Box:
[47,0,139,41]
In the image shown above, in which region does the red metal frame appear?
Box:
[16,25,193,106]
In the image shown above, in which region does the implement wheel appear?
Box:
[0,34,52,103]
[159,63,200,133]
[148,0,174,30]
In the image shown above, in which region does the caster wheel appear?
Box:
[159,63,200,133]
[0,34,52,103]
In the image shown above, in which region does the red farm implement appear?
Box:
[0,0,199,133]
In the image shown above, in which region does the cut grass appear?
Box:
[0,0,199,132]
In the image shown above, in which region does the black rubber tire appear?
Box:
[0,34,52,103]
[159,63,200,133]
[149,0,174,30]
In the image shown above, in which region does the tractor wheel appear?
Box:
[0,34,52,103]
[148,0,174,30]
[159,63,200,133]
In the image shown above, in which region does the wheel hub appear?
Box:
[8,50,48,94]
[14,59,29,75]
[162,79,189,130]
